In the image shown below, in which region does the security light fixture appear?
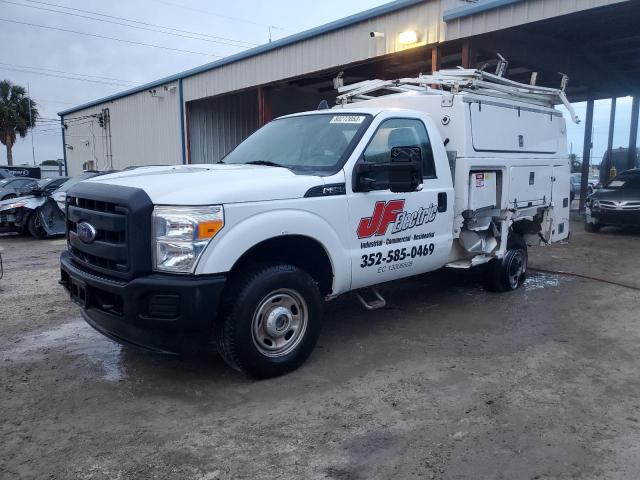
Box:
[399,30,418,45]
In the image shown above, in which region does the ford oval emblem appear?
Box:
[77,221,97,244]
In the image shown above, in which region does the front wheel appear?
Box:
[27,212,48,239]
[485,233,528,292]
[216,264,323,378]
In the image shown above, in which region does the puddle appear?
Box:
[1,319,125,381]
[524,271,562,291]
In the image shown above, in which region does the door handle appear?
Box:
[438,192,447,213]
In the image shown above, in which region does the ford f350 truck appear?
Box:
[60,69,576,378]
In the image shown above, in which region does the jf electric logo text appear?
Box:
[357,200,437,239]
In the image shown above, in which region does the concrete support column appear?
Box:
[606,97,617,178]
[579,99,594,212]
[461,41,475,69]
[431,46,440,74]
[628,95,639,171]
[257,86,273,127]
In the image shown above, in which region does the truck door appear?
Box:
[347,115,453,290]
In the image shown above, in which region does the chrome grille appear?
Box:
[66,196,129,276]
[599,200,640,211]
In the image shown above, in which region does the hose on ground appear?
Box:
[528,267,640,292]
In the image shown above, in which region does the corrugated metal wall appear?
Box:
[188,90,258,164]
[182,0,449,102]
[445,0,629,40]
[62,83,183,175]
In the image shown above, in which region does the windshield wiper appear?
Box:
[244,160,284,167]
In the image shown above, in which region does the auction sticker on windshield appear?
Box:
[330,115,366,124]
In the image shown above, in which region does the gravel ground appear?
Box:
[1,220,639,480]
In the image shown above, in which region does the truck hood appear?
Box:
[85,165,325,204]
[592,188,640,203]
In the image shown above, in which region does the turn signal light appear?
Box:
[198,219,224,240]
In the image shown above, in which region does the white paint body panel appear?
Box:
[468,172,498,210]
[469,102,563,154]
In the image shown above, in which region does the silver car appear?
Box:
[0,177,38,201]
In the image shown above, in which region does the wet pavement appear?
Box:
[1,220,640,479]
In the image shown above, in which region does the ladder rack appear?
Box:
[336,69,579,124]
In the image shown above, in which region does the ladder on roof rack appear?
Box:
[336,68,580,124]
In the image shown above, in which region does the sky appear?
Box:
[0,0,390,165]
[0,0,638,167]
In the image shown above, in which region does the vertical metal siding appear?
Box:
[188,91,258,164]
[183,1,447,102]
[61,84,183,175]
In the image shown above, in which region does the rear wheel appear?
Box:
[216,264,323,378]
[485,233,527,292]
[27,212,48,239]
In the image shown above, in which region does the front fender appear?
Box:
[195,208,351,295]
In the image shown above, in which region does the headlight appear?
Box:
[152,205,224,273]
[591,199,600,209]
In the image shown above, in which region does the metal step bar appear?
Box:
[355,287,386,310]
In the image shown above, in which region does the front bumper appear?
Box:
[60,250,226,354]
[589,208,640,226]
[0,210,26,232]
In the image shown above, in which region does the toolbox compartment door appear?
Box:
[469,102,562,154]
[508,166,553,209]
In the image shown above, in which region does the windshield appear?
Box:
[605,171,640,190]
[223,113,372,174]
[0,179,9,187]
[36,178,54,188]
[56,173,99,192]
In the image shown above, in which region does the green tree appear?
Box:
[40,159,61,166]
[569,153,582,173]
[0,80,38,166]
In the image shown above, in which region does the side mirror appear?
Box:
[353,147,423,193]
[389,146,422,193]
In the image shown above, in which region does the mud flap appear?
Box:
[38,198,66,236]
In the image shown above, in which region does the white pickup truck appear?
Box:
[60,69,575,378]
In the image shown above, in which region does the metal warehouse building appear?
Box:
[59,0,640,176]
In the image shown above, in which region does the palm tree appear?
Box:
[0,80,39,166]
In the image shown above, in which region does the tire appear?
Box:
[1,194,16,200]
[584,221,600,233]
[216,264,323,379]
[27,212,48,239]
[485,233,528,292]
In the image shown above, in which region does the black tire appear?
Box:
[216,264,323,379]
[27,212,48,239]
[485,233,528,292]
[584,221,600,233]
[1,194,16,200]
